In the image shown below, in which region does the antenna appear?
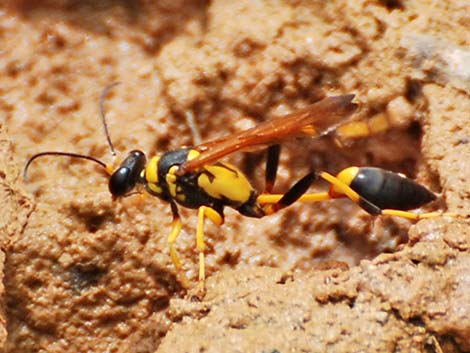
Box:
[23,152,107,180]
[99,82,121,158]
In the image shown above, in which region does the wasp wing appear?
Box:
[177,94,358,175]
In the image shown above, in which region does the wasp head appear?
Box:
[109,150,147,197]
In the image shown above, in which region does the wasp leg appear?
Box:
[335,114,390,141]
[258,191,331,204]
[261,172,318,215]
[381,209,457,220]
[196,206,224,295]
[167,202,190,289]
[265,144,281,194]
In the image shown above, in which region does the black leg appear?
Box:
[267,172,318,213]
[265,144,281,193]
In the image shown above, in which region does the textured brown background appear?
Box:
[1,1,469,352]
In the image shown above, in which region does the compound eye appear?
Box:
[109,167,133,196]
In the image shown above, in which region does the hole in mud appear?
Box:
[68,205,115,233]
[24,278,44,290]
[380,0,404,10]
[220,250,241,267]
[85,214,109,233]
[151,297,170,312]
[68,263,106,291]
[409,316,425,327]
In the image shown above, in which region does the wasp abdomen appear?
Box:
[350,167,437,210]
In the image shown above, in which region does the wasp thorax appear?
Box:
[109,150,146,197]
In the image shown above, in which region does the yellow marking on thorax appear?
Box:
[145,156,161,183]
[148,183,163,195]
[198,163,253,203]
[144,156,163,195]
[166,165,179,197]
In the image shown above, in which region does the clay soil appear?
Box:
[1,1,469,352]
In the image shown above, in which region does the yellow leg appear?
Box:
[298,192,331,203]
[319,172,361,203]
[196,206,223,295]
[318,171,382,215]
[335,114,390,140]
[257,192,331,204]
[167,203,190,288]
[168,218,183,270]
[196,206,206,294]
[382,209,457,220]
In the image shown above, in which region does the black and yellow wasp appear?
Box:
[24,86,446,294]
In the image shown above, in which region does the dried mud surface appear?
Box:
[1,1,469,352]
